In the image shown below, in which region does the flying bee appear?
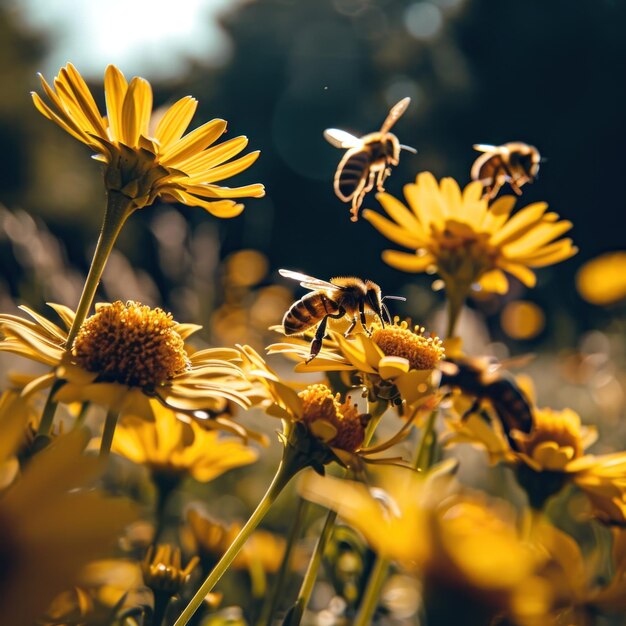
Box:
[438,356,534,449]
[471,142,541,200]
[324,97,417,222]
[279,269,405,362]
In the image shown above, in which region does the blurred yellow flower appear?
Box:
[500,300,546,340]
[363,172,577,295]
[576,251,626,306]
[446,402,626,522]
[300,467,549,625]
[0,428,136,626]
[32,63,264,217]
[142,544,199,596]
[42,559,145,626]
[186,508,287,575]
[269,318,443,409]
[112,400,258,482]
[0,301,251,423]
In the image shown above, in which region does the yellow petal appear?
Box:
[161,119,229,165]
[104,65,128,143]
[362,209,425,249]
[382,250,436,273]
[154,96,198,149]
[378,356,410,380]
[490,202,548,247]
[477,269,509,294]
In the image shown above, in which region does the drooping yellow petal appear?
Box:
[382,250,436,273]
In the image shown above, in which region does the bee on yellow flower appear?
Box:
[445,397,626,522]
[269,317,444,411]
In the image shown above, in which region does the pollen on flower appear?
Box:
[371,320,444,370]
[72,301,190,389]
[298,384,369,452]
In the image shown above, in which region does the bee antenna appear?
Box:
[382,295,407,302]
[400,144,418,154]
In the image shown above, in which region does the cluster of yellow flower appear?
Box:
[0,62,624,626]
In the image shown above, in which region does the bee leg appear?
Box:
[359,301,374,335]
[307,316,330,363]
[461,398,482,421]
[307,308,346,362]
[344,315,358,337]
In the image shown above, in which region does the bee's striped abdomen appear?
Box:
[337,151,370,199]
[282,293,340,335]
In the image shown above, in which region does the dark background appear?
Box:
[1,0,625,345]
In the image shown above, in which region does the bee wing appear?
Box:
[380,97,411,133]
[473,144,497,153]
[279,269,341,291]
[324,128,362,149]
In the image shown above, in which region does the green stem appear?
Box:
[445,288,466,340]
[100,408,120,457]
[173,446,304,626]
[414,409,439,472]
[353,555,390,626]
[283,510,338,626]
[66,191,134,347]
[36,378,65,438]
[364,399,388,446]
[259,497,310,626]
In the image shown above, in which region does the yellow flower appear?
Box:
[576,251,626,306]
[141,544,199,596]
[363,172,577,295]
[269,318,443,409]
[0,427,136,626]
[112,400,258,482]
[300,467,549,625]
[186,508,287,575]
[446,402,626,522]
[0,301,251,423]
[238,345,406,469]
[32,63,264,217]
[42,559,145,626]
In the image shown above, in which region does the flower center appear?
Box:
[514,408,584,467]
[298,384,369,452]
[72,301,189,389]
[371,321,444,370]
[430,220,498,285]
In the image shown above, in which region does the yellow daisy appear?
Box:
[186,508,287,575]
[32,63,264,218]
[238,345,409,469]
[111,399,258,482]
[0,301,251,423]
[446,402,626,522]
[363,172,577,296]
[300,467,549,625]
[269,318,444,410]
[0,428,136,626]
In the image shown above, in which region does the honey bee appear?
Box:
[439,356,533,449]
[324,97,417,222]
[471,142,541,200]
[279,269,405,362]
